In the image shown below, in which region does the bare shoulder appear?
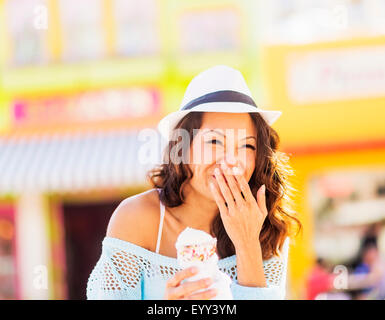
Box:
[106,188,162,250]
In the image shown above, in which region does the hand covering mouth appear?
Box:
[211,173,229,184]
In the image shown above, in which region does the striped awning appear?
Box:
[0,129,164,194]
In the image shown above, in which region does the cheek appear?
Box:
[237,150,256,176]
[189,164,209,183]
[188,165,199,187]
[191,139,209,165]
[192,142,224,165]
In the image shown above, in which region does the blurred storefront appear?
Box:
[0,0,167,299]
[260,0,385,299]
[0,0,261,299]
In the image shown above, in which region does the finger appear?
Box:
[209,181,227,213]
[182,288,218,300]
[257,184,268,218]
[214,167,235,211]
[173,277,213,298]
[232,169,254,203]
[221,162,244,205]
[166,287,179,300]
[166,267,198,288]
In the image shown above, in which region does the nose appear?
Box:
[217,152,238,167]
[218,151,246,175]
[225,153,237,165]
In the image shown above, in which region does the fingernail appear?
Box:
[205,278,213,285]
[261,184,266,194]
[214,168,220,175]
[232,166,241,175]
[227,154,236,164]
[222,163,231,174]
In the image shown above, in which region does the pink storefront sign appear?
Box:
[12,88,161,128]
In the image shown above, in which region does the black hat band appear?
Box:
[181,90,258,111]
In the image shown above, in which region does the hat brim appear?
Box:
[157,102,282,141]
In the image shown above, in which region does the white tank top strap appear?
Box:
[155,188,165,254]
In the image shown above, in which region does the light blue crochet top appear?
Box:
[86,190,290,300]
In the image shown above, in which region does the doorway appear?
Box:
[62,200,121,300]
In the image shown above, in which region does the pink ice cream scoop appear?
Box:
[175,227,233,300]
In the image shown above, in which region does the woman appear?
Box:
[86,65,301,300]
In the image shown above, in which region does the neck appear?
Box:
[170,184,219,235]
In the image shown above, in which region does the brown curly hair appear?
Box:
[147,112,301,260]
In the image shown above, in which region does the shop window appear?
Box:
[308,169,385,299]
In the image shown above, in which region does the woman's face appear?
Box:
[187,112,257,200]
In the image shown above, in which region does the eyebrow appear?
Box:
[203,129,256,142]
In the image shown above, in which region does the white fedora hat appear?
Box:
[157,65,282,141]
